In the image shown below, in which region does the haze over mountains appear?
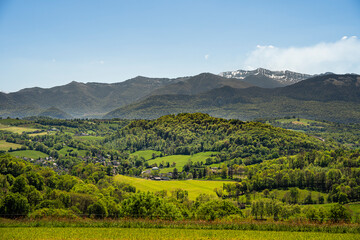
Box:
[1,68,359,122]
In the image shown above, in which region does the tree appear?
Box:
[11,175,28,193]
[221,163,228,179]
[196,200,242,220]
[88,200,108,219]
[289,187,299,204]
[121,192,182,220]
[303,192,313,204]
[0,192,30,218]
[329,204,351,222]
[172,168,178,179]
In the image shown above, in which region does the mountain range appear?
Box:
[1,68,359,122]
[105,74,360,123]
[0,72,255,118]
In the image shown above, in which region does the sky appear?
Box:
[0,0,359,93]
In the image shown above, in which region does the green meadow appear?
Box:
[8,150,49,159]
[0,124,42,134]
[74,135,105,141]
[0,140,23,151]
[114,175,232,200]
[58,146,87,157]
[146,152,218,173]
[130,150,162,160]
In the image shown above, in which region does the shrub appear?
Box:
[29,208,78,219]
[196,200,242,220]
[329,204,351,222]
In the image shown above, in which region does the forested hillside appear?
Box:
[0,113,359,224]
[105,113,325,164]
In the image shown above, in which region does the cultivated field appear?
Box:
[1,227,358,240]
[0,140,23,151]
[114,175,232,200]
[0,123,42,134]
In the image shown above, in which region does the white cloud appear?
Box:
[204,54,210,60]
[244,36,360,74]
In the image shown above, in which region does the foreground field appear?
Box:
[114,175,232,199]
[1,227,358,240]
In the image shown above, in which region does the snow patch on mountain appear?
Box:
[219,68,312,85]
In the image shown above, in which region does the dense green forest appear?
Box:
[0,113,359,223]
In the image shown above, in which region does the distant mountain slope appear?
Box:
[277,74,360,102]
[219,68,312,88]
[148,73,253,96]
[0,73,252,119]
[104,74,360,123]
[0,76,186,118]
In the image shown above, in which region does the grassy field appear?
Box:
[131,150,162,160]
[311,202,360,217]
[58,146,87,157]
[269,118,328,129]
[9,150,49,159]
[1,227,358,240]
[0,140,23,151]
[28,132,48,137]
[74,135,105,141]
[114,175,232,200]
[147,152,219,173]
[0,123,42,134]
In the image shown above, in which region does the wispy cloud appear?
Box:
[243,36,360,74]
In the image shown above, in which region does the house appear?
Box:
[142,169,151,175]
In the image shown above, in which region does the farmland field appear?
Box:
[1,227,358,240]
[28,132,47,136]
[146,152,219,173]
[0,140,23,151]
[8,150,49,159]
[74,135,105,141]
[131,150,162,160]
[0,123,42,134]
[114,175,232,199]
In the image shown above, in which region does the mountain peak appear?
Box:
[219,68,312,88]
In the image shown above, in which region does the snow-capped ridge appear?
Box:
[219,68,312,86]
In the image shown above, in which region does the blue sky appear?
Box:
[0,0,359,92]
